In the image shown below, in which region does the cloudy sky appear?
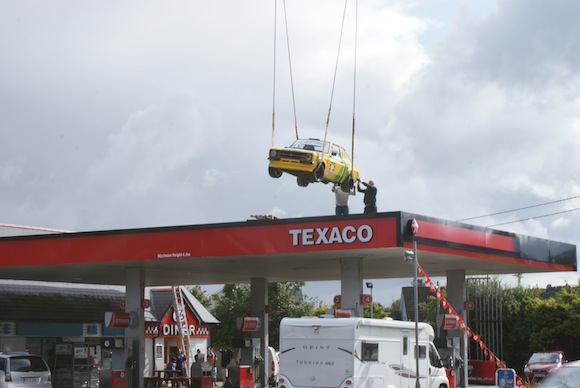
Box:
[1,0,579,305]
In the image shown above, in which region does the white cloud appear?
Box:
[0,0,579,299]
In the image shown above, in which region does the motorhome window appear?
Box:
[362,342,379,361]
[403,336,408,355]
[414,345,427,359]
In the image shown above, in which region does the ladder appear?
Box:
[172,286,193,377]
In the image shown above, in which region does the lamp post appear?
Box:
[366,282,374,318]
[412,239,420,388]
[404,218,420,388]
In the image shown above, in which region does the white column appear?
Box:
[447,269,468,388]
[340,258,362,316]
[125,267,145,388]
[251,277,269,388]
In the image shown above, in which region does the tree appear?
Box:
[187,285,212,307]
[500,285,540,373]
[362,302,389,319]
[209,284,251,350]
[525,284,580,361]
[266,282,321,348]
[209,282,320,350]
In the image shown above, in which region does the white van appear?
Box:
[266,346,280,386]
[277,317,449,388]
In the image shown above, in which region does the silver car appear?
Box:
[0,352,52,388]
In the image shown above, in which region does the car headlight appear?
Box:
[269,150,279,158]
[304,154,312,161]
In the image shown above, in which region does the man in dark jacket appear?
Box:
[357,178,377,213]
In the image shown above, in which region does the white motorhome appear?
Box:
[278,317,449,388]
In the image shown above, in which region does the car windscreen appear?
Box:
[289,139,327,152]
[529,353,559,363]
[10,356,49,372]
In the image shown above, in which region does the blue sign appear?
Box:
[496,368,516,388]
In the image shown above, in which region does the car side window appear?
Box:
[340,148,351,162]
[332,145,340,157]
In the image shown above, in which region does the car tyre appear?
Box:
[297,177,309,187]
[341,175,354,192]
[314,163,325,182]
[269,167,283,178]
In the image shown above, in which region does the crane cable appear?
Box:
[350,0,359,175]
[272,0,300,145]
[272,0,359,154]
[323,0,353,146]
[271,0,277,147]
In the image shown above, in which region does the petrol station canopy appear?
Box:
[0,211,576,286]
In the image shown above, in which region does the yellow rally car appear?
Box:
[268,138,359,189]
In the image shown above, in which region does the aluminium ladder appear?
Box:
[172,286,193,377]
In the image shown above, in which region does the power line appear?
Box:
[456,195,580,222]
[487,207,580,227]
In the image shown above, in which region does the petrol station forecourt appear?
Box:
[0,211,576,388]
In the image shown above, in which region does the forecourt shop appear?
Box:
[0,211,576,388]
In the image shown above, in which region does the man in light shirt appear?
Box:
[332,184,355,216]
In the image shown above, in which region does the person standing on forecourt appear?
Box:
[357,178,377,214]
[220,348,234,385]
[176,349,186,376]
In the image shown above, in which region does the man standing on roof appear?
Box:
[357,178,377,214]
[332,183,355,216]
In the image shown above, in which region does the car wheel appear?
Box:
[297,177,309,187]
[269,167,283,178]
[341,175,354,192]
[314,163,325,182]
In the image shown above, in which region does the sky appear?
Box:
[1,0,580,307]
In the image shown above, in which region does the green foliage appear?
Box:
[361,302,389,319]
[209,284,251,350]
[208,282,320,350]
[470,281,580,375]
[524,284,580,360]
[499,285,540,373]
[419,296,437,328]
[187,285,212,307]
[266,282,321,349]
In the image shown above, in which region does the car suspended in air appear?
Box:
[268,138,359,189]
